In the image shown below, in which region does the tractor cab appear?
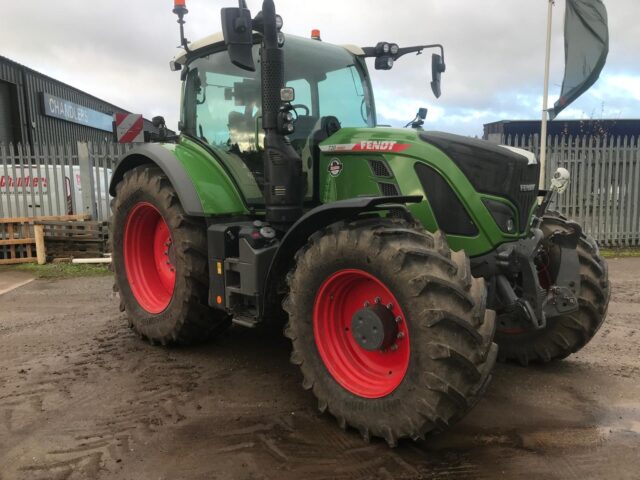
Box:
[175,34,376,204]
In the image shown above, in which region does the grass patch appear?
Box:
[600,248,640,258]
[4,262,112,279]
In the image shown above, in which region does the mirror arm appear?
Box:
[395,44,444,63]
[361,44,445,64]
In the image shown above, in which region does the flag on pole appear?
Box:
[549,0,609,120]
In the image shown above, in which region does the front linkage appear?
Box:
[473,167,580,331]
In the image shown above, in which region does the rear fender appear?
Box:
[109,143,204,216]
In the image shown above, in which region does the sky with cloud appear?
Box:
[2,0,638,136]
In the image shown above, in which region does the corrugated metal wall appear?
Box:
[0,58,28,145]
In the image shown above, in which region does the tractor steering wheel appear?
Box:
[291,104,310,118]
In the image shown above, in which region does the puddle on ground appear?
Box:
[430,400,640,454]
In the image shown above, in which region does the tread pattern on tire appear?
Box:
[283,218,497,446]
[111,165,230,346]
[496,210,610,365]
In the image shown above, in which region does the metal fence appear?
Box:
[1,136,640,247]
[502,134,640,247]
[0,142,130,222]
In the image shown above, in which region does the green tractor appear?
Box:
[109,0,610,445]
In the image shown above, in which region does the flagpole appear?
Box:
[539,0,554,188]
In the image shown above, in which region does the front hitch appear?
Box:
[541,228,581,319]
[483,224,581,331]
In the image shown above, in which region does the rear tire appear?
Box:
[111,165,230,345]
[495,211,610,365]
[284,219,497,445]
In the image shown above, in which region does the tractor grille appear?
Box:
[369,159,392,177]
[378,182,399,196]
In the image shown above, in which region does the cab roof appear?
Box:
[173,32,365,65]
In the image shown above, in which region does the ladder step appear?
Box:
[232,315,260,328]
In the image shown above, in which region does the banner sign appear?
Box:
[550,0,609,120]
[41,93,113,132]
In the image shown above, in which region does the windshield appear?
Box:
[183,36,375,173]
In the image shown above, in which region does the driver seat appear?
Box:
[289,115,318,153]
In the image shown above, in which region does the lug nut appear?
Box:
[390,344,398,351]
[397,332,405,340]
[386,303,393,310]
[364,301,370,307]
[395,316,402,324]
[375,296,381,304]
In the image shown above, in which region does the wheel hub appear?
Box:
[351,304,398,351]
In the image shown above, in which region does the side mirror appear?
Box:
[417,107,428,120]
[221,7,255,71]
[430,53,446,98]
[152,116,166,128]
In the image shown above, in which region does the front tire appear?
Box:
[111,165,230,345]
[284,219,497,445]
[495,211,610,365]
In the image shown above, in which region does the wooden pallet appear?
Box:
[0,214,90,264]
[0,221,35,265]
[38,220,109,259]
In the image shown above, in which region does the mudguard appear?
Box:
[109,143,204,216]
[261,195,422,316]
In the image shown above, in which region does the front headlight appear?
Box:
[483,198,517,234]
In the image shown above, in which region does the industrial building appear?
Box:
[0,55,160,146]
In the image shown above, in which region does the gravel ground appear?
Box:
[0,258,639,480]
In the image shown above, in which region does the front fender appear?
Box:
[261,195,422,316]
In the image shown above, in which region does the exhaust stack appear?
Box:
[221,0,304,226]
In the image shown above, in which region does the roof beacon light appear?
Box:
[173,0,190,53]
[311,29,322,41]
[173,0,187,14]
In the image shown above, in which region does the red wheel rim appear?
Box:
[313,269,410,398]
[124,202,176,314]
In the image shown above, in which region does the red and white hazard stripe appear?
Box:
[114,113,144,143]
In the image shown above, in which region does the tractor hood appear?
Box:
[316,127,541,256]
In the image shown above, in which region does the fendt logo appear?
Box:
[357,141,402,152]
[354,140,410,153]
[319,142,410,154]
